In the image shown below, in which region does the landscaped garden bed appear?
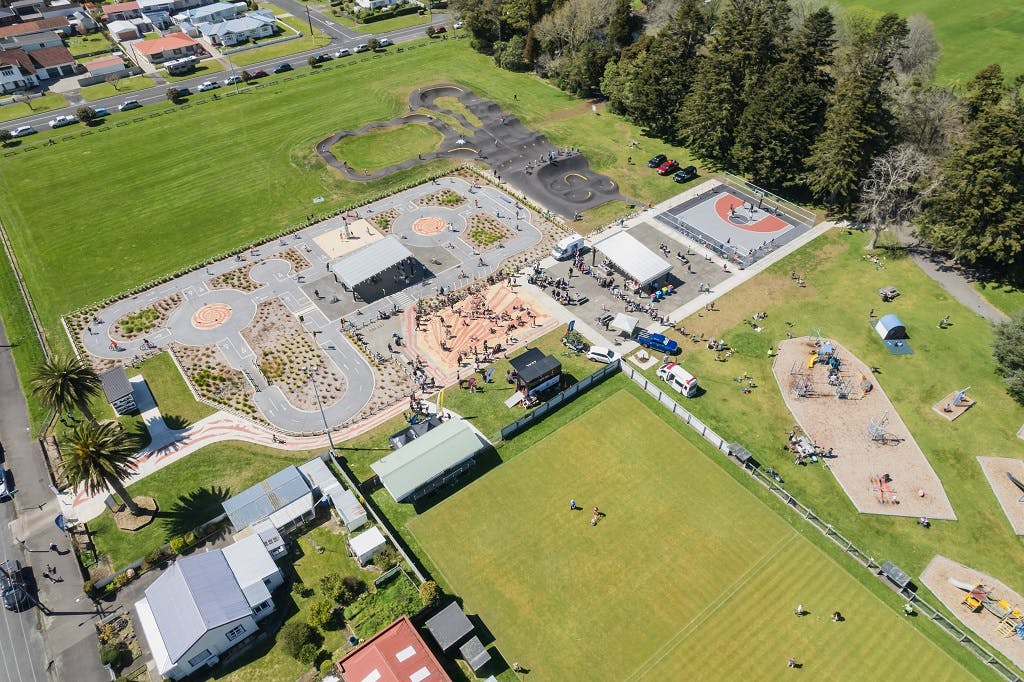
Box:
[241,298,345,410]
[464,211,512,250]
[210,247,312,292]
[372,207,401,232]
[113,293,183,340]
[170,342,262,419]
[416,188,465,208]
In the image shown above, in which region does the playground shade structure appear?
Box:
[874,313,913,355]
[328,235,415,290]
[593,231,671,286]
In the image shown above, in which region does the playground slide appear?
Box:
[807,353,818,369]
[948,578,976,592]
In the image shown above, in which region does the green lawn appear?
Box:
[88,441,317,570]
[228,34,329,66]
[631,228,1024,608]
[330,123,443,173]
[271,5,330,39]
[0,92,67,124]
[79,75,153,102]
[336,11,430,34]
[829,0,1024,86]
[160,60,225,83]
[136,351,217,426]
[65,33,113,58]
[432,95,482,127]
[407,389,974,680]
[974,280,1024,317]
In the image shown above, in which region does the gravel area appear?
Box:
[977,456,1024,535]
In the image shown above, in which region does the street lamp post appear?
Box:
[303,365,336,460]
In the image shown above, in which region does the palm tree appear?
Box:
[32,356,102,424]
[59,421,143,515]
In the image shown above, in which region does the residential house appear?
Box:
[174,0,242,26]
[132,32,199,64]
[82,54,126,76]
[134,537,283,681]
[297,456,367,531]
[102,1,142,22]
[197,9,275,46]
[0,17,72,40]
[1,30,64,53]
[9,0,45,21]
[0,44,76,91]
[335,616,451,682]
[98,365,136,415]
[221,464,315,534]
[0,9,19,27]
[106,19,141,41]
[353,0,401,10]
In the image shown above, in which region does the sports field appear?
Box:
[407,389,972,680]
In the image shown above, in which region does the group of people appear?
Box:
[569,499,604,526]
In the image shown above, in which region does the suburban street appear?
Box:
[3,11,452,132]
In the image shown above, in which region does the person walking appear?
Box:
[569,499,578,510]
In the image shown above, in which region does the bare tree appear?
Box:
[534,0,613,57]
[893,84,961,155]
[895,14,940,80]
[105,72,123,92]
[12,93,34,111]
[856,143,939,249]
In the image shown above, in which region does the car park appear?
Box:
[648,154,667,168]
[378,38,392,47]
[223,74,242,85]
[273,62,292,74]
[0,560,28,611]
[10,125,36,137]
[92,107,110,118]
[355,43,369,53]
[48,115,77,129]
[118,99,141,112]
[657,159,679,176]
[586,346,620,364]
[197,80,220,91]
[673,165,698,183]
[334,48,351,58]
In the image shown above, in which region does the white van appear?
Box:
[551,233,584,260]
[657,363,699,397]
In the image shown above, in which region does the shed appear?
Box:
[459,636,491,673]
[328,236,414,290]
[509,348,562,396]
[593,231,671,286]
[328,487,367,531]
[424,602,474,650]
[348,526,387,566]
[98,364,136,415]
[728,442,755,469]
[221,465,314,532]
[874,314,913,356]
[298,456,341,497]
[371,419,485,502]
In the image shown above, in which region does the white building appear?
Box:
[354,0,402,10]
[298,456,367,531]
[134,536,283,681]
[174,0,244,25]
[197,9,275,46]
[348,526,387,566]
[221,464,315,533]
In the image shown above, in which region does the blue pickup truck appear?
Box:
[636,330,679,354]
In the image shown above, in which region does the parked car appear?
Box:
[175,86,190,96]
[223,74,242,85]
[378,37,392,47]
[92,107,110,118]
[657,159,679,176]
[0,469,9,500]
[48,115,77,129]
[453,20,463,29]
[118,99,141,112]
[334,48,351,58]
[586,346,620,364]
[10,125,36,137]
[636,330,679,354]
[249,69,268,79]
[355,43,369,53]
[273,62,292,74]
[647,153,667,168]
[0,560,28,611]
[197,80,220,91]
[657,362,699,397]
[673,165,698,183]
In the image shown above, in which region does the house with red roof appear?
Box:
[336,616,451,682]
[132,32,200,64]
[102,1,142,21]
[0,45,76,92]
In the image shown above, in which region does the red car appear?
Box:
[248,69,269,79]
[657,159,680,176]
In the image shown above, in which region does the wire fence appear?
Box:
[621,364,1023,682]
[717,172,817,228]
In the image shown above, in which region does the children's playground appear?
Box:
[772,336,955,520]
[654,179,814,267]
[921,556,1024,672]
[977,457,1024,536]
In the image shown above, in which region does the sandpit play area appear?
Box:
[772,337,955,520]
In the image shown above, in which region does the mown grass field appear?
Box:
[79,75,154,102]
[632,229,1024,611]
[331,122,443,173]
[830,1,1024,85]
[407,389,974,681]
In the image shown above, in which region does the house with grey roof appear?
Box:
[134,537,282,680]
[98,365,136,415]
[196,8,276,46]
[221,464,315,533]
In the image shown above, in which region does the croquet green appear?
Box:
[829,1,1024,86]
[330,123,443,173]
[407,390,973,680]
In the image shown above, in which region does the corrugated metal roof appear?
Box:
[328,236,414,289]
[425,602,474,650]
[329,488,365,525]
[221,465,311,530]
[144,552,250,663]
[98,365,132,401]
[370,419,483,502]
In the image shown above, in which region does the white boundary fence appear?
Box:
[621,363,1023,682]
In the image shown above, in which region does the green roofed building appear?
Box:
[371,418,485,502]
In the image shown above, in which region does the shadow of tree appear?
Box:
[157,486,232,538]
[123,419,152,451]
[162,414,191,431]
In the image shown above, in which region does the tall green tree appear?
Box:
[962,64,1006,121]
[59,421,142,515]
[32,356,102,424]
[993,311,1024,404]
[918,93,1024,266]
[605,0,635,50]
